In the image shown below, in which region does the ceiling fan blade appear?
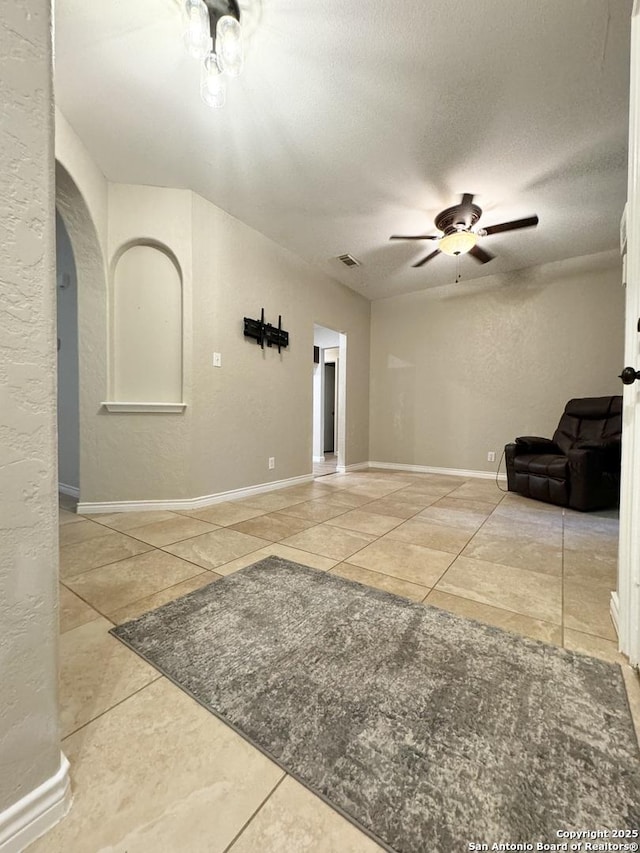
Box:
[482,215,539,236]
[412,248,441,268]
[469,245,495,264]
[389,234,439,240]
[457,193,475,228]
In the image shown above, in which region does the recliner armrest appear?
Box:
[575,439,619,451]
[514,436,560,453]
[574,439,621,469]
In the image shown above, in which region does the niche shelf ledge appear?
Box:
[102,402,187,414]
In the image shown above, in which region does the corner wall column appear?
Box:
[0,0,70,847]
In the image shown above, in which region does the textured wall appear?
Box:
[0,0,61,813]
[370,252,625,471]
[99,184,194,501]
[190,192,370,496]
[55,109,108,253]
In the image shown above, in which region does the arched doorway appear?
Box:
[55,160,108,506]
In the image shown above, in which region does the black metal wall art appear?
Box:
[243,308,289,352]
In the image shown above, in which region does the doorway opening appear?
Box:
[55,209,80,508]
[312,324,346,476]
[55,159,108,512]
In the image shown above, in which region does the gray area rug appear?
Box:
[112,557,640,852]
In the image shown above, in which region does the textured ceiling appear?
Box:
[54,0,633,299]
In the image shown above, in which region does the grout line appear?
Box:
[324,512,409,538]
[107,569,218,623]
[155,540,303,576]
[61,548,213,624]
[221,773,288,853]
[427,495,507,591]
[278,503,355,524]
[61,674,163,742]
[329,561,431,595]
[60,542,156,579]
[59,580,117,627]
[121,524,225,548]
[423,587,561,634]
[290,480,508,580]
[441,507,565,583]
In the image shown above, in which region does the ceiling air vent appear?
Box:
[337,253,361,268]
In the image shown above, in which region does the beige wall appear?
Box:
[54,118,370,504]
[98,184,194,501]
[369,252,625,472]
[190,193,370,496]
[0,0,61,814]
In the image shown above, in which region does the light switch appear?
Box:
[213,352,222,368]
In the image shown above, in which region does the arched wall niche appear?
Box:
[108,239,184,410]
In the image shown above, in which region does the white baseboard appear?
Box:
[58,483,79,499]
[336,461,370,473]
[0,753,71,853]
[368,461,507,481]
[77,472,314,514]
[76,462,506,514]
[312,455,325,463]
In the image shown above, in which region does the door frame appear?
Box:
[311,324,347,471]
[613,0,640,668]
[323,360,336,454]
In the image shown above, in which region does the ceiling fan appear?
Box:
[390,194,539,268]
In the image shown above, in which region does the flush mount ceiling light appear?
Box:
[183,0,244,108]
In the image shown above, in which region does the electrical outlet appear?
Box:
[268,457,275,470]
[487,451,496,463]
[212,352,222,368]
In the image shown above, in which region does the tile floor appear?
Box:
[312,452,338,476]
[36,471,640,852]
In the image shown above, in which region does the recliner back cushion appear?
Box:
[552,396,622,455]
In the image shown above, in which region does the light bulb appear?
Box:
[216,15,243,78]
[201,53,226,108]
[184,0,212,60]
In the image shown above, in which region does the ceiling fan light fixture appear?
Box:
[439,230,478,256]
[216,14,244,77]
[184,0,246,107]
[184,0,212,59]
[200,52,226,108]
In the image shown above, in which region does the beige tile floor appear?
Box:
[38,472,640,852]
[313,452,338,476]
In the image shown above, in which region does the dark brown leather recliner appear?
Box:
[505,396,623,511]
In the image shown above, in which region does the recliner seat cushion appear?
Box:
[513,453,568,479]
